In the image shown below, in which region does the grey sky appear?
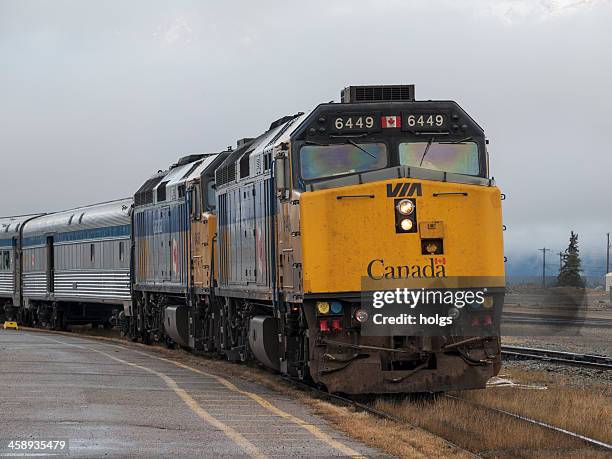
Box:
[1,0,611,260]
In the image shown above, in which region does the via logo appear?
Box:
[386,182,422,198]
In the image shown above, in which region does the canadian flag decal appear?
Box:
[381,115,401,128]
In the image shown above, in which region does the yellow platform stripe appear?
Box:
[36,335,265,459]
[132,350,366,458]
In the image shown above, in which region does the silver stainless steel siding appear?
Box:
[22,272,46,297]
[54,270,130,301]
[0,271,13,295]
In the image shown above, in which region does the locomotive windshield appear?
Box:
[300,143,387,180]
[399,141,480,176]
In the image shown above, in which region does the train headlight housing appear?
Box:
[354,309,369,323]
[399,218,414,232]
[483,296,494,309]
[396,199,415,215]
[316,301,330,314]
[330,301,343,314]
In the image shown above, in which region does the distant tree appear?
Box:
[557,231,585,288]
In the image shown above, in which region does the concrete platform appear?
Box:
[0,330,386,458]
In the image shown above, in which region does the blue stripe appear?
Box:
[0,239,13,247]
[134,202,187,239]
[23,224,131,247]
[22,235,46,247]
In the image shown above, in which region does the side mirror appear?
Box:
[274,153,288,200]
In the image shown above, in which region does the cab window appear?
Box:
[398,141,480,176]
[300,143,387,180]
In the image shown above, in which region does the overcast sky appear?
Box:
[1,0,610,261]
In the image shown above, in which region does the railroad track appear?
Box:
[287,377,612,455]
[502,312,612,327]
[445,394,612,452]
[501,345,612,370]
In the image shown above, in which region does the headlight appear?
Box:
[483,296,494,309]
[354,309,369,323]
[399,218,414,231]
[448,307,460,320]
[316,301,330,314]
[330,301,343,314]
[396,199,415,215]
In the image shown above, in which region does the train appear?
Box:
[0,85,505,394]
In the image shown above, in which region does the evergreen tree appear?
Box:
[557,231,584,288]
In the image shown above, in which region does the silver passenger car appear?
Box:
[20,199,133,326]
[0,214,42,318]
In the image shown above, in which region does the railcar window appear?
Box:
[206,181,216,209]
[119,241,124,261]
[191,186,201,218]
[90,244,95,263]
[1,251,9,270]
[300,143,387,180]
[398,141,480,176]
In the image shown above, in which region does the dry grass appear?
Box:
[374,395,610,458]
[373,366,611,458]
[481,369,611,442]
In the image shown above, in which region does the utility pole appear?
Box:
[606,233,610,274]
[558,251,563,270]
[539,248,551,288]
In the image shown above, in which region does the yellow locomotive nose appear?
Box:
[299,178,505,293]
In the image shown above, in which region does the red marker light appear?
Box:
[331,319,342,331]
[471,316,480,327]
[319,320,329,332]
[483,314,493,326]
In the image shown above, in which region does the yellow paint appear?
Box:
[191,213,217,288]
[300,178,505,293]
[3,321,18,330]
[138,351,366,458]
[36,334,365,458]
[36,336,265,459]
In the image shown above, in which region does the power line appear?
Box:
[606,233,610,274]
[538,248,551,288]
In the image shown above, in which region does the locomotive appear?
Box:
[1,85,505,394]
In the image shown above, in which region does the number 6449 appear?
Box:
[407,114,445,127]
[334,116,374,130]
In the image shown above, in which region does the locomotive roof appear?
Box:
[159,153,219,187]
[135,152,225,207]
[215,112,309,188]
[21,198,133,237]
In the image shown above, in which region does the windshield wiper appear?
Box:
[419,137,434,167]
[346,139,377,159]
